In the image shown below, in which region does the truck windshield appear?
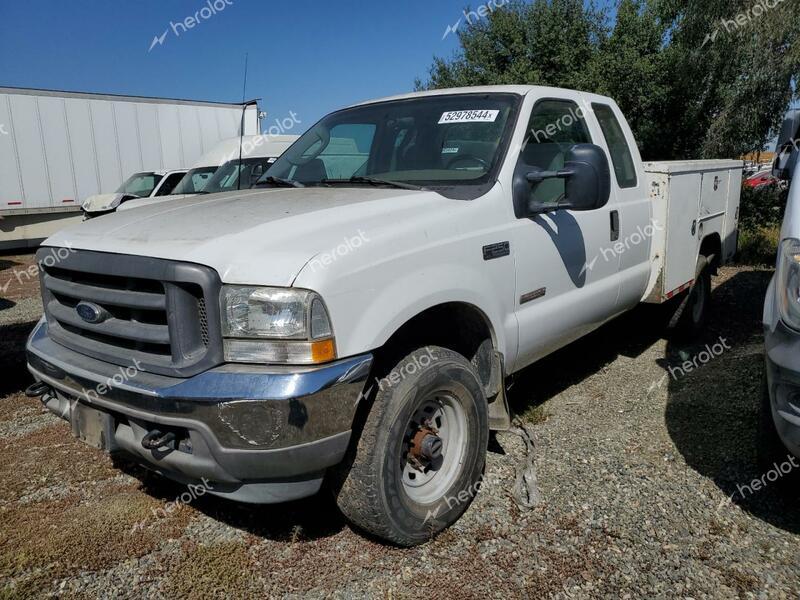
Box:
[201,157,275,194]
[115,172,162,197]
[171,167,218,195]
[259,93,519,190]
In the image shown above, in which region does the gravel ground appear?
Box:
[1,253,798,599]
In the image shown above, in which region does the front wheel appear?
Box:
[333,346,489,546]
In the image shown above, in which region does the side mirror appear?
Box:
[773,144,797,182]
[773,110,800,182]
[776,110,800,151]
[513,144,611,217]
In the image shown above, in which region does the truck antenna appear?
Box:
[241,53,249,103]
[238,53,249,190]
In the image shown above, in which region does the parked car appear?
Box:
[745,169,780,190]
[81,169,187,217]
[119,134,298,212]
[168,136,257,196]
[762,109,800,462]
[177,134,296,196]
[25,86,742,546]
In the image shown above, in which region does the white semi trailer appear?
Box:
[0,87,260,249]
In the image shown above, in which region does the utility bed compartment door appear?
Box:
[663,173,701,294]
[700,170,729,222]
[722,168,743,262]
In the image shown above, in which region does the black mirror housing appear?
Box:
[560,144,611,212]
[773,144,798,182]
[773,110,800,182]
[513,143,611,218]
[776,110,800,151]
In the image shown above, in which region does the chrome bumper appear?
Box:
[26,319,372,503]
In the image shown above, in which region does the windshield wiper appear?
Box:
[255,176,304,188]
[323,176,425,191]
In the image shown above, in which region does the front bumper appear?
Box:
[26,319,372,503]
[764,317,800,460]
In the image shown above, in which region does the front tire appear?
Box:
[334,346,489,546]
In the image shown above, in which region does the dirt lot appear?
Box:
[1,254,799,599]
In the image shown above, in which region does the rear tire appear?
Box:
[333,346,489,546]
[668,256,711,339]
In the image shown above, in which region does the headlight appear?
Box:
[777,238,800,331]
[220,286,335,364]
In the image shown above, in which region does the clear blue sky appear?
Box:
[0,1,622,130]
[1,0,792,143]
[1,0,566,131]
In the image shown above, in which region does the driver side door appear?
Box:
[509,97,621,371]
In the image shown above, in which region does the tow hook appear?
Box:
[25,381,51,398]
[141,430,177,451]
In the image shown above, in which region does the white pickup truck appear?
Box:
[25,86,742,546]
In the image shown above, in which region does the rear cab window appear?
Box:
[592,104,638,189]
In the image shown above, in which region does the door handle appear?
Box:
[610,210,620,242]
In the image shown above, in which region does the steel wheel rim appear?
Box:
[400,393,468,504]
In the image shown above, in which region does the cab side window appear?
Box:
[592,103,638,188]
[521,100,592,206]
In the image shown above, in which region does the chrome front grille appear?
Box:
[38,249,223,378]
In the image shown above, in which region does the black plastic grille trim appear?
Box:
[38,248,224,378]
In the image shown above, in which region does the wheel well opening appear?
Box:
[374,303,497,391]
[699,233,722,273]
[333,303,504,491]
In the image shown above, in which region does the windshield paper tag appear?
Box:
[438,110,499,124]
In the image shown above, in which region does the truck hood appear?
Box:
[82,192,138,213]
[46,187,451,286]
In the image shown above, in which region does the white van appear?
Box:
[119,134,298,212]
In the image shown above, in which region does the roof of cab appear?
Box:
[348,85,613,108]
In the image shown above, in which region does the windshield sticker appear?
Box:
[438,110,499,124]
[442,147,460,154]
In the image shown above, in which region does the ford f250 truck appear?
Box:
[25,86,742,546]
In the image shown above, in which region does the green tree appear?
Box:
[416,0,606,91]
[656,0,800,158]
[585,0,669,159]
[417,0,800,160]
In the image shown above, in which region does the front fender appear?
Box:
[290,183,517,367]
[296,260,516,367]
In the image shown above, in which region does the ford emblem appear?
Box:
[75,301,108,324]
